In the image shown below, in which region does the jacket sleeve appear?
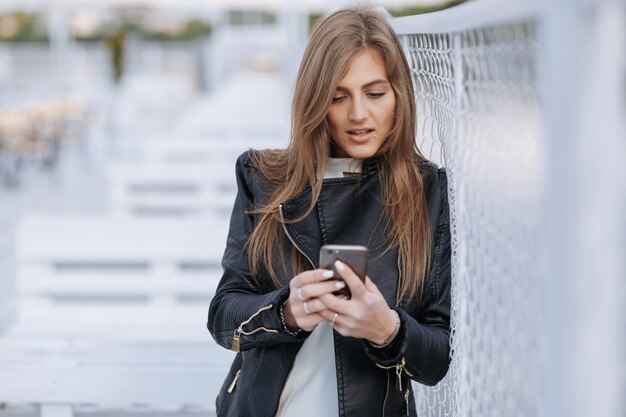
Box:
[207,152,309,352]
[364,168,452,386]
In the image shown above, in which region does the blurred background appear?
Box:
[0,1,462,416]
[0,0,624,417]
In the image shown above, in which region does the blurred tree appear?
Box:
[307,1,468,32]
[105,29,126,84]
[0,12,48,42]
[389,1,467,17]
[308,13,322,33]
[142,19,212,41]
[228,10,276,26]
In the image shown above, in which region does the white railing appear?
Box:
[391,1,626,416]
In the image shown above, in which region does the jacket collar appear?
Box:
[280,155,381,222]
[279,156,383,269]
[360,155,382,177]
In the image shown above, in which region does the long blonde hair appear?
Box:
[247,7,431,303]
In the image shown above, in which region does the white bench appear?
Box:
[140,140,246,167]
[0,338,235,416]
[6,214,236,416]
[16,215,229,306]
[107,163,237,218]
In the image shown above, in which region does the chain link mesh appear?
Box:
[403,21,544,417]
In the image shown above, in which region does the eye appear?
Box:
[331,96,347,104]
[367,92,386,99]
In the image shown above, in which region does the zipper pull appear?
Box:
[395,364,403,391]
[231,329,241,352]
[404,389,410,415]
[231,304,277,352]
[227,370,242,393]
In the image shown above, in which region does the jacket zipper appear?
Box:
[390,257,411,415]
[376,357,414,415]
[232,204,311,353]
[279,204,315,269]
[404,387,410,415]
[232,304,279,352]
[381,369,390,417]
[396,361,404,391]
[376,357,412,389]
[227,369,241,393]
[281,204,343,414]
[396,257,402,306]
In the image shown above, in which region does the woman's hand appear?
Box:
[284,268,348,332]
[318,261,399,346]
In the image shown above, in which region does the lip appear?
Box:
[346,128,375,142]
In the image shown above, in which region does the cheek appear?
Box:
[383,100,396,127]
[326,111,337,130]
[326,109,342,133]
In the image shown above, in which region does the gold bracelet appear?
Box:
[370,310,401,349]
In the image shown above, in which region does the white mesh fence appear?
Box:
[392,1,626,416]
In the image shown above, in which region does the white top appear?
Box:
[324,157,363,179]
[274,157,362,417]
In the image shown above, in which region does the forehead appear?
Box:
[337,47,389,86]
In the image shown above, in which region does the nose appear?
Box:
[348,97,368,122]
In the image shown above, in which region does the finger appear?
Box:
[319,309,340,323]
[291,269,334,289]
[319,310,352,336]
[294,279,346,301]
[317,292,352,316]
[298,299,328,316]
[334,260,367,297]
[364,276,379,292]
[296,313,329,332]
[318,309,333,321]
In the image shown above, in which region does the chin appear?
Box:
[344,148,379,159]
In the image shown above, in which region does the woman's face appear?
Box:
[327,47,396,159]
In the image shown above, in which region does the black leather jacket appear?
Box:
[208,151,451,417]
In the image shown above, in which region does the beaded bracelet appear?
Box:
[369,310,401,349]
[280,299,302,337]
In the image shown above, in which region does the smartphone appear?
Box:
[319,244,368,299]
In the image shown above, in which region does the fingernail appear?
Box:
[335,260,345,271]
[322,270,334,279]
[335,281,345,289]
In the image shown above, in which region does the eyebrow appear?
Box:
[335,79,390,92]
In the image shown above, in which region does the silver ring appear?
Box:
[303,301,311,315]
[330,313,338,326]
[296,288,305,301]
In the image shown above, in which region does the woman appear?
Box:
[208,7,451,417]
